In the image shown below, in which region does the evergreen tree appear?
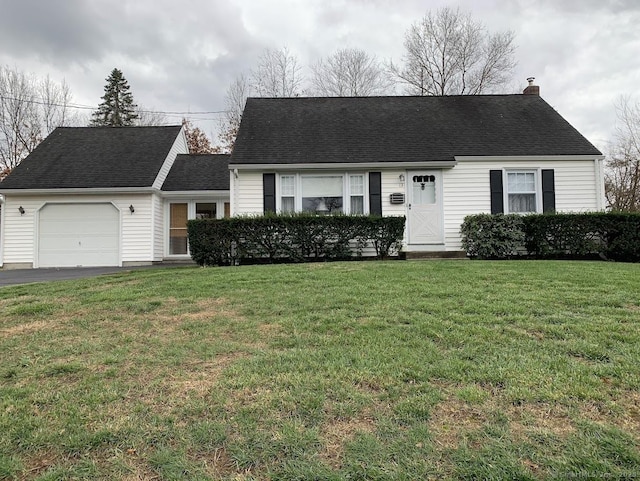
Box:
[90,68,139,126]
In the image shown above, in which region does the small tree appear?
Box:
[391,7,517,95]
[90,68,139,126]
[311,48,393,96]
[182,118,215,154]
[605,96,640,212]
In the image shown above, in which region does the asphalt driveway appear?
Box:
[0,264,192,287]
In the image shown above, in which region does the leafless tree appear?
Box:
[214,74,250,154]
[605,96,640,212]
[311,48,394,96]
[0,66,75,173]
[251,47,303,98]
[134,106,168,126]
[391,7,517,95]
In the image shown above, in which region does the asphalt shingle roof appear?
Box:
[230,95,602,165]
[0,126,182,189]
[161,154,230,191]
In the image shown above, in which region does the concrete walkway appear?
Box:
[0,264,194,287]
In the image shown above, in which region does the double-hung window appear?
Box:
[506,171,537,213]
[279,173,366,214]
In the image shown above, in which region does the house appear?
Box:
[0,126,230,268]
[229,83,605,254]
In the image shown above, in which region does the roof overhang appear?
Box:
[454,155,605,162]
[160,190,230,198]
[0,187,158,196]
[228,160,458,170]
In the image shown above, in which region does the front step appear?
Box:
[405,251,468,260]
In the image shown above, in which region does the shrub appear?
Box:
[460,214,525,259]
[187,214,406,266]
[461,212,640,262]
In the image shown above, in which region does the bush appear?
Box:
[460,214,525,259]
[461,212,640,262]
[187,214,406,266]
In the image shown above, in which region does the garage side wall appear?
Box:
[1,194,156,268]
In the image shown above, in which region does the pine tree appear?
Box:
[90,68,139,126]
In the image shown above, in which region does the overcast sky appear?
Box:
[1,0,638,152]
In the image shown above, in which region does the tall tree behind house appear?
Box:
[90,68,139,127]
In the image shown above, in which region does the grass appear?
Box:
[0,260,639,480]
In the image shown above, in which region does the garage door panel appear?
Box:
[38,204,120,267]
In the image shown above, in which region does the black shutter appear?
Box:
[369,172,382,216]
[542,169,556,213]
[490,170,504,214]
[263,173,276,213]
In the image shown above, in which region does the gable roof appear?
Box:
[0,125,183,190]
[230,95,602,166]
[161,154,230,191]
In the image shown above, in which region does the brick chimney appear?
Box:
[523,77,540,95]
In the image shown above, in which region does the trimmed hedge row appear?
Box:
[187,214,406,266]
[461,212,640,262]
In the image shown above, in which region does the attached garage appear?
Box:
[38,203,120,267]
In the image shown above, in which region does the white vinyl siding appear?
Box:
[152,130,189,190]
[152,193,164,261]
[0,194,156,267]
[442,160,601,251]
[233,171,264,215]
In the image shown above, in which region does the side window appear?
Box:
[349,174,365,214]
[280,175,296,213]
[507,171,537,213]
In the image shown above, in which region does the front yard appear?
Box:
[0,260,639,480]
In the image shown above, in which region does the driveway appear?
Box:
[0,264,193,287]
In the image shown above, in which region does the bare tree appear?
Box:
[605,96,640,212]
[251,47,303,97]
[311,48,394,96]
[135,106,168,126]
[214,74,250,154]
[391,7,517,95]
[0,66,75,173]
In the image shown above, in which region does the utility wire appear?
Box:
[0,94,229,116]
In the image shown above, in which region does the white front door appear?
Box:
[407,171,443,244]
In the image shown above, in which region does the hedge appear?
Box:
[461,212,640,262]
[187,214,406,266]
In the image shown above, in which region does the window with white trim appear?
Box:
[506,171,537,213]
[278,173,367,214]
[349,174,365,214]
[280,175,296,213]
[167,200,228,256]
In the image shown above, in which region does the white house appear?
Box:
[229,83,605,255]
[0,82,606,268]
[0,126,230,268]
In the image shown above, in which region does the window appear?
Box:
[302,175,343,213]
[411,175,436,205]
[507,171,537,213]
[279,173,367,214]
[350,175,365,214]
[167,200,227,256]
[169,203,188,255]
[196,202,216,219]
[280,175,295,213]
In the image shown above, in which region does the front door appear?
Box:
[407,171,443,244]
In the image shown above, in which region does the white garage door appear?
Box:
[38,203,120,267]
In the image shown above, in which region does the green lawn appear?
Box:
[0,260,639,480]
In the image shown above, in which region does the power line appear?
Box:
[0,94,229,116]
